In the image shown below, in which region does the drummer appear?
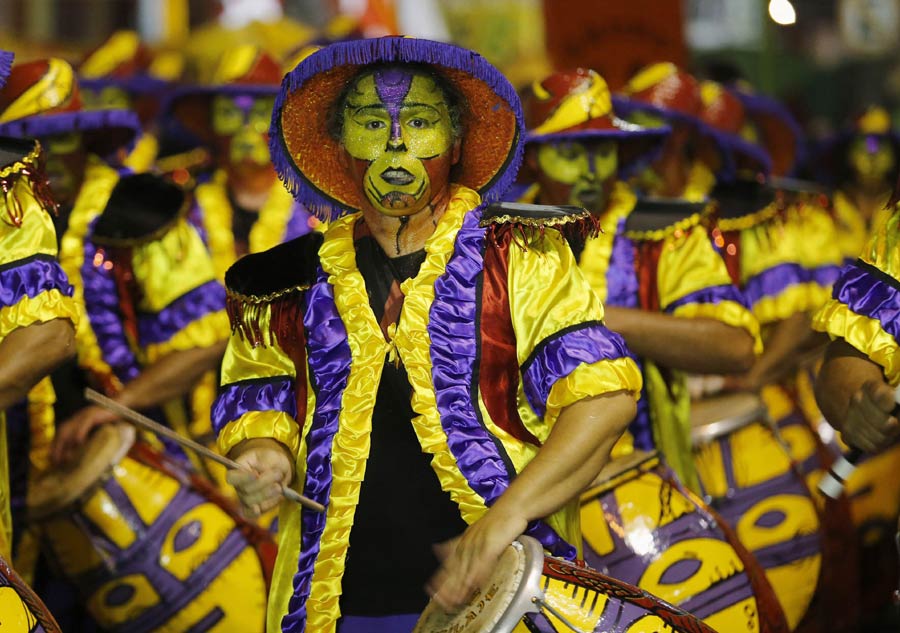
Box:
[212,37,641,632]
[518,68,760,490]
[814,198,900,454]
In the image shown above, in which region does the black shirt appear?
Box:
[338,233,468,616]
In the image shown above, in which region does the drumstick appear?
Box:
[84,389,325,513]
[818,384,900,499]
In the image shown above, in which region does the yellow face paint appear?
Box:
[340,71,455,216]
[627,110,667,130]
[211,95,274,166]
[849,135,896,186]
[535,140,618,209]
[82,86,132,111]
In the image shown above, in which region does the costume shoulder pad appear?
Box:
[225,231,324,302]
[92,174,186,246]
[479,201,599,245]
[624,197,711,240]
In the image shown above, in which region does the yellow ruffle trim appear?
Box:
[216,410,300,458]
[717,201,781,232]
[142,309,230,364]
[577,183,636,303]
[752,281,832,327]
[194,173,237,282]
[123,133,159,174]
[249,183,295,254]
[671,300,763,354]
[544,358,643,427]
[812,299,900,386]
[0,291,79,341]
[25,376,56,478]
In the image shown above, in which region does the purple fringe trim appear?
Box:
[282,269,348,633]
[0,108,141,158]
[269,37,525,221]
[0,255,73,309]
[211,377,297,434]
[81,236,141,384]
[137,280,226,346]
[0,51,12,90]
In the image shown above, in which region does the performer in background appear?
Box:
[213,37,641,633]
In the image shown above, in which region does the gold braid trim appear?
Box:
[716,200,783,232]
[225,284,309,348]
[624,211,705,242]
[480,209,600,251]
[0,142,41,178]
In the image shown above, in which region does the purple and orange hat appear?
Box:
[269,36,525,221]
[0,57,141,159]
[815,105,900,186]
[614,63,771,181]
[731,81,804,178]
[521,68,669,178]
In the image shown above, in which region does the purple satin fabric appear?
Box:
[742,261,807,309]
[664,283,750,313]
[137,280,226,345]
[283,203,314,243]
[812,263,842,289]
[81,237,141,383]
[605,218,639,309]
[833,261,900,341]
[283,268,350,633]
[0,254,73,309]
[211,377,297,434]
[429,209,576,560]
[521,323,631,419]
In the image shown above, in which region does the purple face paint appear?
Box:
[865,135,881,156]
[232,94,257,116]
[373,68,413,142]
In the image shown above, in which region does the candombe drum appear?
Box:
[0,555,61,632]
[415,535,719,633]
[580,450,787,633]
[27,424,276,632]
[691,393,822,630]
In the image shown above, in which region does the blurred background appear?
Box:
[1,0,899,141]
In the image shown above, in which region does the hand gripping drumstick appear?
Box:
[818,383,900,499]
[84,389,325,513]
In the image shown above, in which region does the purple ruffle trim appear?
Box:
[429,208,576,559]
[0,254,73,309]
[605,218,639,309]
[665,283,750,313]
[812,263,841,289]
[81,237,141,384]
[521,322,632,419]
[211,377,297,434]
[137,280,226,346]
[742,261,807,309]
[832,260,900,342]
[283,268,349,633]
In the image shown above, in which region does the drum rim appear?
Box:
[581,450,659,498]
[27,423,136,521]
[691,394,769,444]
[493,535,546,633]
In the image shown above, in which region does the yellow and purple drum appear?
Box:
[580,450,787,633]
[27,424,276,633]
[0,555,61,632]
[415,535,721,633]
[691,393,822,630]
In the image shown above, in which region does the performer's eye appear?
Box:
[366,120,386,130]
[408,118,427,129]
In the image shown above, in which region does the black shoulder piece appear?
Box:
[479,201,599,248]
[225,231,324,301]
[92,173,187,246]
[711,179,779,220]
[625,197,710,235]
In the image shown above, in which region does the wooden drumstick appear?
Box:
[84,389,325,513]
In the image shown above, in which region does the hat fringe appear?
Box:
[0,51,13,89]
[0,109,141,158]
[270,37,524,222]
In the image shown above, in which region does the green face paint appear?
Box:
[340,71,456,216]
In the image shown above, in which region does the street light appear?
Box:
[769,0,797,26]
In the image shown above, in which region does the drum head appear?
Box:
[691,392,767,444]
[414,536,545,633]
[27,423,135,521]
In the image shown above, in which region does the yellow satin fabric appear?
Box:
[832,190,892,261]
[577,182,636,303]
[122,132,159,174]
[682,161,715,203]
[249,181,300,254]
[193,171,237,281]
[789,196,844,305]
[813,208,900,385]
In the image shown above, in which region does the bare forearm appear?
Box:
[116,341,227,411]
[815,340,888,433]
[604,307,755,374]
[490,391,636,522]
[745,313,811,388]
[0,319,75,410]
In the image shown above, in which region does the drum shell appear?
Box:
[580,453,786,633]
[0,554,60,633]
[692,410,822,630]
[32,442,274,633]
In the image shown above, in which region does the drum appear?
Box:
[0,555,61,632]
[580,450,787,633]
[415,535,719,633]
[691,393,822,630]
[27,424,276,633]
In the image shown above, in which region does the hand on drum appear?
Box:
[51,405,118,465]
[844,379,900,453]
[226,438,295,518]
[426,503,527,612]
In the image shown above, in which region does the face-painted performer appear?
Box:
[165,45,314,278]
[211,38,642,633]
[520,68,760,490]
[78,30,184,174]
[0,51,74,633]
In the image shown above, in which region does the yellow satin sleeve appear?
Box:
[861,207,900,276]
[0,291,79,342]
[833,190,872,261]
[122,132,159,174]
[577,182,636,302]
[249,182,294,254]
[143,311,229,363]
[194,172,236,281]
[789,196,843,290]
[0,180,58,266]
[543,358,643,428]
[217,411,301,459]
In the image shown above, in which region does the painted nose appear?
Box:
[386,136,407,152]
